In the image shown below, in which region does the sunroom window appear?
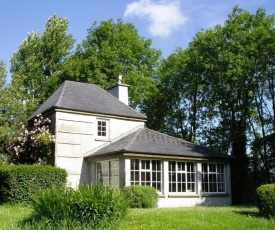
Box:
[202,163,225,193]
[169,161,196,193]
[96,160,119,188]
[130,159,162,192]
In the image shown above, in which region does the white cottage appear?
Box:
[30,78,234,207]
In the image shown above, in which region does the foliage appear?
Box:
[123,185,158,208]
[22,183,128,229]
[0,164,67,204]
[61,18,161,108]
[5,114,55,164]
[0,66,29,158]
[256,183,275,217]
[10,14,75,117]
[0,60,8,156]
[1,205,273,230]
[147,6,275,203]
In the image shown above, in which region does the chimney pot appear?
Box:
[117,75,123,84]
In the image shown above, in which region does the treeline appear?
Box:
[1,6,274,203]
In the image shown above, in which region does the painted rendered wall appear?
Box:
[54,111,144,188]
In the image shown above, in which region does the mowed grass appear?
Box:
[0,204,274,230]
[117,206,274,230]
[0,203,32,230]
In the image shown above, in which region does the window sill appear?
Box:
[168,194,200,198]
[95,138,111,142]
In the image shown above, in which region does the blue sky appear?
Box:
[1,0,275,82]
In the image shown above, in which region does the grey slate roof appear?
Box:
[30,81,147,120]
[86,127,234,160]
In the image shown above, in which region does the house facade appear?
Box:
[30,78,234,207]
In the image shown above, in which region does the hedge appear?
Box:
[256,183,275,217]
[0,164,67,203]
[123,185,158,208]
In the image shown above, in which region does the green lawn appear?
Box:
[0,204,274,230]
[0,203,32,230]
[117,206,275,230]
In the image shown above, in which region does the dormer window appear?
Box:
[97,118,109,139]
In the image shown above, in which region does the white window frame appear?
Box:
[168,161,196,193]
[96,118,109,140]
[96,159,119,188]
[201,163,226,193]
[130,159,162,193]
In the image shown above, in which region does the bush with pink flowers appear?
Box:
[5,114,55,164]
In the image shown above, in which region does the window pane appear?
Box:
[131,159,139,170]
[169,161,176,172]
[152,160,157,171]
[202,163,207,172]
[178,162,185,171]
[146,172,151,182]
[157,172,161,181]
[141,172,145,181]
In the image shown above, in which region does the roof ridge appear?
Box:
[124,127,144,150]
[55,80,69,107]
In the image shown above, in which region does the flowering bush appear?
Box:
[5,114,55,164]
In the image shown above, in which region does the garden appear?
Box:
[0,115,274,229]
[0,203,274,229]
[0,163,274,229]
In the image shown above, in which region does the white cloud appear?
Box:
[124,0,187,38]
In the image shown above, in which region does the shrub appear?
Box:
[73,183,128,226]
[5,114,55,164]
[123,185,158,208]
[0,164,67,203]
[256,183,275,217]
[23,183,128,229]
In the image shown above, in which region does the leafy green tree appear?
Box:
[0,61,30,159]
[183,6,275,203]
[247,9,275,190]
[10,14,75,115]
[144,48,208,143]
[0,61,7,155]
[149,6,275,203]
[61,19,161,108]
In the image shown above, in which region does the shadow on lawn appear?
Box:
[232,207,273,219]
[233,209,262,218]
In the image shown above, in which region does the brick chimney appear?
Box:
[107,75,129,105]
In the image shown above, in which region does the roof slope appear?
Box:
[30,81,147,120]
[86,127,234,160]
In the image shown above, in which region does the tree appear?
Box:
[0,61,7,155]
[149,6,275,203]
[183,6,275,203]
[247,9,275,190]
[61,19,161,108]
[144,48,208,143]
[10,14,75,115]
